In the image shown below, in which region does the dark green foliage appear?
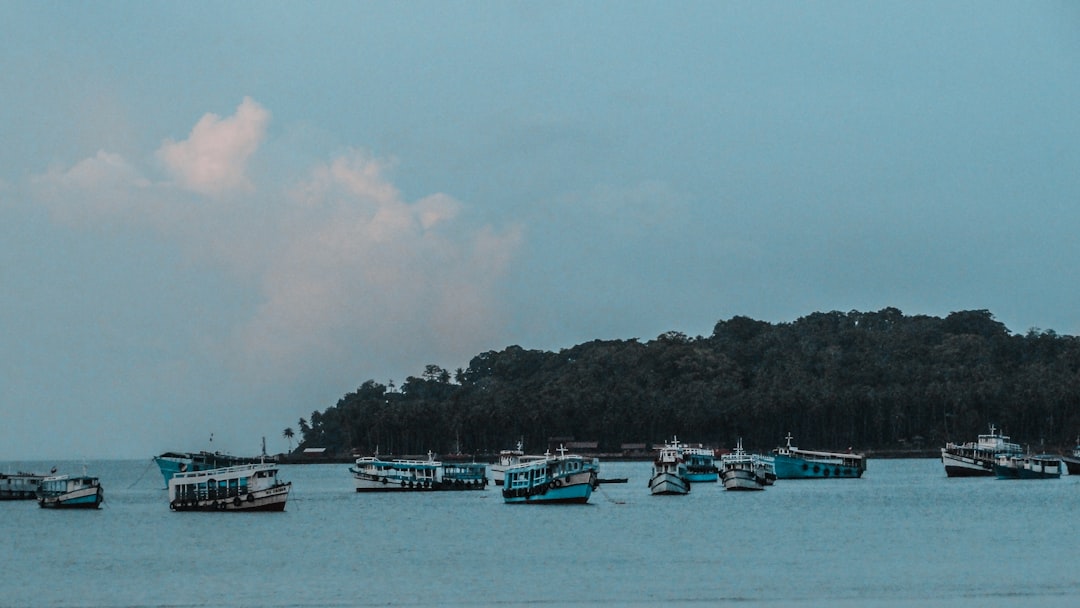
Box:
[296,309,1080,455]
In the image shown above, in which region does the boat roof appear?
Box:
[167,462,277,484]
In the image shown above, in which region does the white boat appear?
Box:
[941,424,1022,477]
[350,452,488,491]
[721,439,766,491]
[648,436,691,495]
[37,474,104,509]
[1,471,49,500]
[502,446,599,504]
[351,453,441,491]
[168,462,291,511]
[491,440,544,486]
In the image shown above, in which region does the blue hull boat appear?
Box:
[502,446,598,504]
[770,433,865,479]
[37,475,104,509]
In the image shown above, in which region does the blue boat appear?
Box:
[440,462,489,490]
[37,475,104,509]
[994,454,1062,479]
[502,446,599,504]
[770,433,865,479]
[682,445,719,483]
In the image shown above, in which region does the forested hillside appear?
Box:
[293,308,1080,456]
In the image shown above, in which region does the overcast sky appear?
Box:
[2,3,1079,459]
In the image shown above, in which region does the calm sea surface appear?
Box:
[1,458,1078,607]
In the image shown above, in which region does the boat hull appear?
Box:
[352,476,487,492]
[170,482,291,512]
[38,486,103,509]
[1061,455,1080,475]
[649,472,690,495]
[941,450,995,477]
[503,480,593,504]
[722,468,764,491]
[771,454,864,479]
[683,471,718,483]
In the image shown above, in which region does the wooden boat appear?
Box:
[682,445,719,483]
[1,471,49,500]
[721,439,766,491]
[771,433,865,479]
[941,424,1021,477]
[350,452,488,491]
[168,462,291,511]
[648,436,691,495]
[994,454,1062,479]
[502,446,599,504]
[37,474,103,509]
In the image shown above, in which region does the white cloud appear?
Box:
[157,97,269,196]
[231,149,522,382]
[29,149,153,224]
[26,99,522,387]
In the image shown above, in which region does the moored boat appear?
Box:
[682,445,719,483]
[941,424,1022,478]
[491,441,524,486]
[502,446,599,504]
[1,471,49,500]
[771,433,865,479]
[439,462,489,490]
[154,450,263,486]
[995,454,1062,480]
[721,439,766,491]
[649,437,690,495]
[168,462,291,511]
[37,474,104,509]
[351,453,442,492]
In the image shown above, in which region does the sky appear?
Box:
[2,2,1079,459]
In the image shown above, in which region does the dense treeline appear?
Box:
[295,308,1080,456]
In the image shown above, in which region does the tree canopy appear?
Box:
[296,309,1080,455]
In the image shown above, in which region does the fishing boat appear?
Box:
[491,441,524,486]
[721,439,766,491]
[168,462,291,511]
[37,474,104,509]
[502,446,599,504]
[439,462,489,490]
[753,454,777,485]
[648,437,691,495]
[682,445,719,483]
[770,433,865,479]
[994,454,1062,480]
[1,471,49,500]
[350,453,442,492]
[941,424,1022,478]
[154,450,262,486]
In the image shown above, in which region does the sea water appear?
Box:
[1,458,1078,607]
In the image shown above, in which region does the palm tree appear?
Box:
[283,427,295,453]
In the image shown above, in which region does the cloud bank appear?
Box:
[29,98,522,385]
